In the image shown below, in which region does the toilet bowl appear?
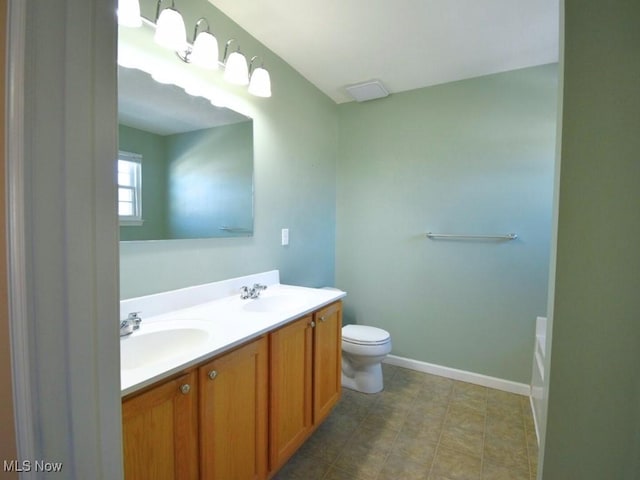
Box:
[341,325,392,394]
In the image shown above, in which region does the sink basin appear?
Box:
[242,294,309,313]
[121,320,212,370]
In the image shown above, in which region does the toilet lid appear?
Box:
[342,325,390,345]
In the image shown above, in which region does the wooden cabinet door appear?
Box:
[199,337,268,480]
[122,371,198,480]
[313,301,342,424]
[269,315,314,472]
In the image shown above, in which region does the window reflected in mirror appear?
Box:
[118,151,143,225]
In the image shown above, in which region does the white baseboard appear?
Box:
[383,354,531,396]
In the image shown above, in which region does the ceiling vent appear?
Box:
[345,80,389,102]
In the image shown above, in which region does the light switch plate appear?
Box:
[281,228,289,246]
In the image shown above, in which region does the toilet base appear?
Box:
[341,361,384,394]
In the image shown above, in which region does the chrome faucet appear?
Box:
[120,312,142,337]
[251,283,267,298]
[240,284,267,300]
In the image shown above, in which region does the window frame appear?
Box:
[118,151,143,226]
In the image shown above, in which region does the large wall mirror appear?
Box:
[118,66,254,240]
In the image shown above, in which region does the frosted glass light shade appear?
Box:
[248,67,271,97]
[118,0,142,27]
[224,51,249,85]
[190,31,219,70]
[154,7,186,51]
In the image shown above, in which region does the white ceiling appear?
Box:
[208,0,559,104]
[118,66,250,135]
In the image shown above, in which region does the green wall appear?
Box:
[336,64,558,383]
[542,1,640,478]
[119,0,338,297]
[165,122,253,238]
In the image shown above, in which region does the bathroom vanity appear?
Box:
[120,271,344,479]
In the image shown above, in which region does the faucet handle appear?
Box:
[247,283,267,299]
[119,321,133,337]
[120,312,142,337]
[240,286,250,299]
[128,311,142,329]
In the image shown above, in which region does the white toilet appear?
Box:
[341,324,392,394]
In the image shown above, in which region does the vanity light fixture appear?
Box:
[248,56,272,98]
[120,2,272,99]
[154,0,187,51]
[177,18,219,70]
[222,39,249,86]
[117,0,142,27]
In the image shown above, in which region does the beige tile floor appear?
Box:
[273,364,538,480]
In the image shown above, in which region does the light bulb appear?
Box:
[154,7,186,51]
[190,31,219,70]
[248,67,271,97]
[223,51,249,85]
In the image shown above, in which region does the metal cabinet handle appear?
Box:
[208,370,218,380]
[309,321,316,328]
[319,315,326,322]
[180,384,191,395]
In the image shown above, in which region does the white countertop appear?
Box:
[120,273,346,396]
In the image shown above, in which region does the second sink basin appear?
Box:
[121,320,212,370]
